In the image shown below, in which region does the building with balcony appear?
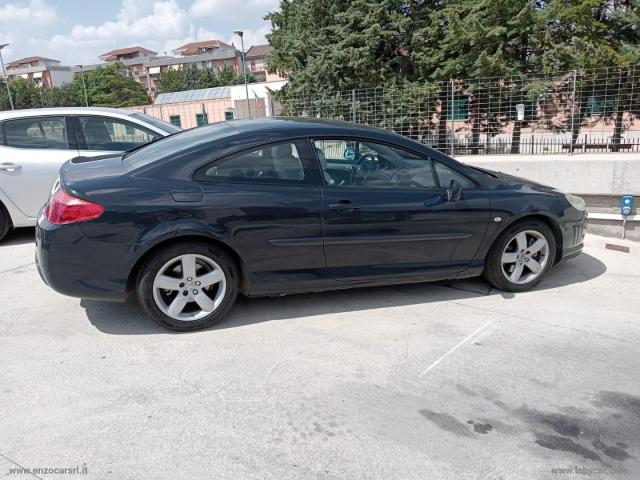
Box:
[245,45,285,82]
[2,56,73,88]
[143,40,241,95]
[73,46,161,92]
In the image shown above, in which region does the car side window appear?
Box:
[194,141,313,184]
[312,139,437,188]
[433,161,475,188]
[3,116,69,149]
[78,116,160,151]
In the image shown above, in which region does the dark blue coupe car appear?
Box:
[36,118,587,331]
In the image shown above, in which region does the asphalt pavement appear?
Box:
[1,229,639,479]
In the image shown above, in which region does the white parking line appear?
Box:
[418,320,495,377]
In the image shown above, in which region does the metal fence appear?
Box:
[278,66,640,155]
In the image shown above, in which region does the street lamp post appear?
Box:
[75,64,89,107]
[0,43,15,110]
[233,30,251,119]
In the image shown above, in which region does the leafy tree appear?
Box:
[233,72,258,85]
[182,64,201,91]
[41,82,83,107]
[216,65,237,86]
[81,62,151,107]
[0,78,42,109]
[532,0,640,150]
[195,68,218,89]
[155,68,186,93]
[155,64,257,93]
[267,0,421,96]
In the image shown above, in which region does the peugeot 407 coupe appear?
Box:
[36,118,587,331]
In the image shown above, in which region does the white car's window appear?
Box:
[3,116,69,149]
[78,116,160,151]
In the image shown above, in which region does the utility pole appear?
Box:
[233,30,251,119]
[0,43,15,110]
[75,64,89,107]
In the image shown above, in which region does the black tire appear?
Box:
[0,203,11,242]
[484,219,557,292]
[137,241,239,331]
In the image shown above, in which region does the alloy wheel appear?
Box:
[500,230,550,285]
[152,254,227,321]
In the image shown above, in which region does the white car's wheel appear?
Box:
[0,203,11,242]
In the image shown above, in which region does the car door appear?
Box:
[0,115,79,218]
[192,139,326,296]
[312,138,492,282]
[71,115,162,158]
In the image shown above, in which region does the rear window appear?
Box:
[3,116,69,149]
[123,121,234,170]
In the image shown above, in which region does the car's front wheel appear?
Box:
[137,242,239,331]
[484,220,557,292]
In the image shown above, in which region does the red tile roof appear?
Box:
[246,44,273,59]
[6,56,60,69]
[173,39,234,56]
[99,46,157,62]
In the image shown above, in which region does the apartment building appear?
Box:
[245,44,285,82]
[2,40,280,98]
[144,40,241,94]
[2,56,73,88]
[73,46,161,91]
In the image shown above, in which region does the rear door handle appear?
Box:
[329,200,360,213]
[0,163,22,174]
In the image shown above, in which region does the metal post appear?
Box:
[0,44,15,110]
[145,66,153,98]
[76,65,89,107]
[569,70,577,154]
[450,79,455,156]
[352,89,356,123]
[234,30,251,119]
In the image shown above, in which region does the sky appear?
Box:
[0,0,281,65]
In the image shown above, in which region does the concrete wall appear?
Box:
[457,153,639,241]
[457,153,639,196]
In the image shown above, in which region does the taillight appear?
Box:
[45,189,104,225]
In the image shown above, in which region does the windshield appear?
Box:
[129,112,182,134]
[123,121,236,170]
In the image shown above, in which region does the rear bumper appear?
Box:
[35,218,129,302]
[559,213,587,262]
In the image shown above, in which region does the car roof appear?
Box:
[0,107,136,121]
[223,116,390,135]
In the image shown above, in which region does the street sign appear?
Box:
[621,195,634,216]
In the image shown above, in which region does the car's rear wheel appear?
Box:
[484,220,556,292]
[0,203,11,242]
[137,242,239,331]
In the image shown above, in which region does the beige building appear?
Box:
[74,46,160,92]
[245,45,284,82]
[3,56,73,88]
[145,40,242,95]
[126,81,288,129]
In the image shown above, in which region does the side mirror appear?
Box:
[447,180,463,202]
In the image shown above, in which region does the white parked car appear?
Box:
[0,107,181,240]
